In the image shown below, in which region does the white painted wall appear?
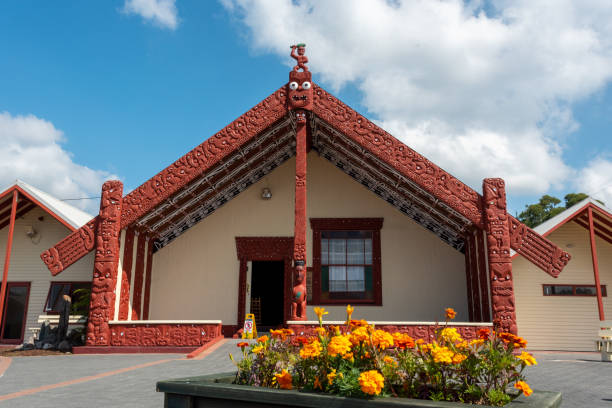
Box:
[0,207,94,342]
[514,221,612,351]
[149,153,468,325]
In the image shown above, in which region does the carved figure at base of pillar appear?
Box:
[291,262,307,320]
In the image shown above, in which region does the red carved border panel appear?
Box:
[86,181,123,346]
[287,323,482,342]
[235,237,294,328]
[110,323,222,347]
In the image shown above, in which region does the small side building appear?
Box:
[0,180,94,344]
[514,198,612,351]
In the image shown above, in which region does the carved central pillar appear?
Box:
[86,180,124,346]
[288,43,312,321]
[482,178,517,334]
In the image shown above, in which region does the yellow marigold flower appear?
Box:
[383,356,397,366]
[328,335,352,357]
[469,339,485,347]
[358,370,385,395]
[514,380,533,397]
[456,340,468,349]
[349,326,370,345]
[314,307,328,324]
[431,344,454,364]
[439,328,463,344]
[257,335,269,343]
[346,304,354,322]
[274,369,293,390]
[518,351,537,366]
[451,353,467,364]
[372,329,394,350]
[327,369,338,385]
[299,340,322,359]
[252,345,264,354]
[445,308,457,320]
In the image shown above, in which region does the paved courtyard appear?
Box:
[0,341,610,407]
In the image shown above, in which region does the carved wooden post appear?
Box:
[288,44,312,321]
[482,178,517,334]
[86,181,123,346]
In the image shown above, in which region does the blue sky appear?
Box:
[1,1,611,217]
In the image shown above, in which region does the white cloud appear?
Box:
[222,0,612,197]
[577,157,612,207]
[123,0,179,30]
[0,112,118,214]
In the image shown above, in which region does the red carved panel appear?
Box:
[142,240,153,320]
[464,233,475,322]
[41,218,97,276]
[131,234,147,320]
[483,179,516,334]
[118,228,135,321]
[312,85,483,227]
[86,181,123,346]
[235,237,294,328]
[508,215,570,278]
[109,323,222,347]
[287,323,481,342]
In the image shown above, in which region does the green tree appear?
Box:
[517,193,596,228]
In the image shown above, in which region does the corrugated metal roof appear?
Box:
[0,180,94,229]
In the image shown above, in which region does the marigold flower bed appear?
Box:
[229,307,537,406]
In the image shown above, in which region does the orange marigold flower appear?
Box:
[327,368,340,385]
[313,376,322,390]
[349,326,370,345]
[478,328,490,340]
[392,332,415,349]
[383,356,398,366]
[499,332,528,349]
[343,352,354,362]
[295,336,310,345]
[445,308,457,320]
[358,370,385,395]
[282,328,294,336]
[349,319,369,329]
[270,329,284,338]
[372,329,394,350]
[518,351,537,366]
[451,353,467,364]
[237,341,249,348]
[300,339,322,359]
[415,339,425,345]
[514,380,533,397]
[469,339,485,347]
[274,369,293,390]
[257,335,269,343]
[328,335,352,357]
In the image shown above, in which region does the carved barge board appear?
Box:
[40,83,570,279]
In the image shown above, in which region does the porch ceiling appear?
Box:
[312,115,471,251]
[137,116,296,251]
[0,194,37,230]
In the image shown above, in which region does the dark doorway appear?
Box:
[0,282,30,344]
[251,261,284,329]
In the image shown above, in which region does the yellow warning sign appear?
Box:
[242,313,257,339]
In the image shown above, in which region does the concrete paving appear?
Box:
[0,343,609,407]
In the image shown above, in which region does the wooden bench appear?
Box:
[28,315,87,342]
[596,320,612,362]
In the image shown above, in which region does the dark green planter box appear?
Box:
[157,373,561,408]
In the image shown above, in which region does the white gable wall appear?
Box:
[149,152,467,325]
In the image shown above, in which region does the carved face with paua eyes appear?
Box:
[288,70,313,111]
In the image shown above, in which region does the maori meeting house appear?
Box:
[39,46,571,352]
